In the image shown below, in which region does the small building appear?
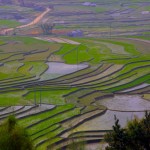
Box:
[82,2,97,7]
[67,30,83,37]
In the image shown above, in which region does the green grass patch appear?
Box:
[0,20,21,28]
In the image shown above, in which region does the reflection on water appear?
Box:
[45,62,88,74]
[97,94,150,111]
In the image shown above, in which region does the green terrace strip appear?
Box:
[31,108,80,135]
[0,77,23,86]
[25,89,77,105]
[18,62,33,76]
[63,44,91,64]
[35,128,64,150]
[2,54,24,63]
[146,79,150,84]
[17,62,47,77]
[17,105,81,150]
[61,109,107,136]
[49,63,112,84]
[31,124,60,140]
[101,73,150,93]
[127,35,150,41]
[0,40,5,45]
[143,94,150,101]
[96,39,141,56]
[19,104,75,127]
[27,107,80,135]
[65,89,97,107]
[0,105,38,120]
[0,90,28,106]
[61,43,131,65]
[129,86,150,94]
[24,49,58,62]
[77,38,130,56]
[0,62,48,89]
[15,105,56,119]
[73,37,141,57]
[106,55,150,64]
[0,105,36,120]
[91,68,150,91]
[33,127,64,146]
[70,64,123,85]
[0,36,54,45]
[78,61,150,86]
[0,36,61,53]
[0,61,23,80]
[0,106,23,117]
[79,91,112,106]
[36,137,62,150]
[54,43,77,55]
[44,110,106,150]
[0,53,13,61]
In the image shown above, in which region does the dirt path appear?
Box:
[1,7,51,35]
[35,36,80,45]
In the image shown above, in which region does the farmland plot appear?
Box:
[0,36,150,150]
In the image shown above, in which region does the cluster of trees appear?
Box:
[0,116,34,150]
[0,112,149,150]
[105,111,150,150]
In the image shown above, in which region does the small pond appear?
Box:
[43,62,88,77]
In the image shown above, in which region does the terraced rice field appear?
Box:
[0,36,150,149]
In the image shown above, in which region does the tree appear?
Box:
[0,115,34,150]
[105,112,150,150]
[104,115,128,150]
[40,23,55,35]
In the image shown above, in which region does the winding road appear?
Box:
[1,7,51,35]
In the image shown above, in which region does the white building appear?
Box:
[82,2,97,7]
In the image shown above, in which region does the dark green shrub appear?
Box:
[0,115,34,150]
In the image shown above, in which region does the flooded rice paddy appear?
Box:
[45,62,88,75]
[75,94,150,131]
